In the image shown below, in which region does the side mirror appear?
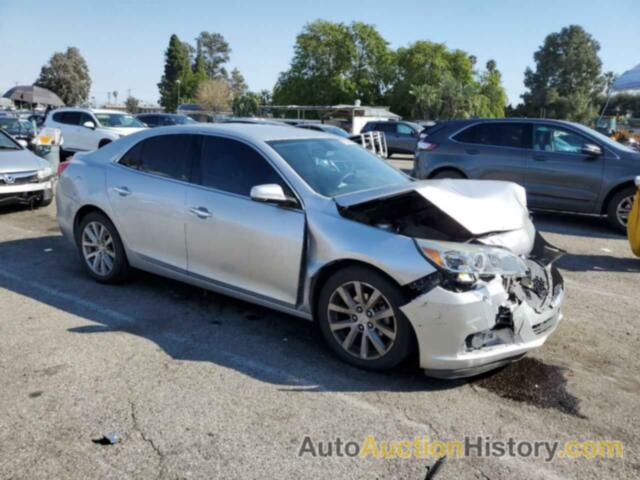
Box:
[83,121,96,130]
[581,143,602,156]
[250,184,297,207]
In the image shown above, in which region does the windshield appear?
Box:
[322,125,350,138]
[0,130,20,150]
[96,113,145,128]
[175,115,197,125]
[269,138,409,197]
[573,123,639,154]
[0,117,20,130]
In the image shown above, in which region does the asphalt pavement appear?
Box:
[0,193,638,479]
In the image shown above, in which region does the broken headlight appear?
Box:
[415,239,529,279]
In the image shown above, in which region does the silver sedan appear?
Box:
[56,124,565,378]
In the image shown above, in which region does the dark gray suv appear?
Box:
[413,118,640,231]
[361,121,423,155]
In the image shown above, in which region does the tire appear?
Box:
[37,189,53,207]
[431,169,465,179]
[98,139,112,149]
[606,186,635,233]
[317,266,414,371]
[76,212,129,283]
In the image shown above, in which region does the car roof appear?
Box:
[52,107,127,115]
[149,123,336,142]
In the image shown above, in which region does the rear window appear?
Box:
[119,134,195,181]
[454,123,529,149]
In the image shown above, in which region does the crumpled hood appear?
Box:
[0,148,49,173]
[335,179,529,236]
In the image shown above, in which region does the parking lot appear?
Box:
[0,193,639,479]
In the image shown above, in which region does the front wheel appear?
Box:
[317,266,414,371]
[606,187,635,233]
[77,212,129,283]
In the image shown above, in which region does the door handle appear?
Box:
[533,155,546,161]
[189,206,212,219]
[113,186,131,196]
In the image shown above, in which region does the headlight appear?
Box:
[37,167,53,180]
[415,239,529,278]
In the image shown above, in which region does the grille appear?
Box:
[532,316,554,335]
[0,171,39,185]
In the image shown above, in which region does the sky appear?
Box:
[1,0,638,107]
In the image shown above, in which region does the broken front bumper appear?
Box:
[0,181,53,204]
[401,256,564,379]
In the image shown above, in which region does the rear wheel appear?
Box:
[317,266,413,371]
[606,187,635,232]
[77,212,129,283]
[431,169,465,179]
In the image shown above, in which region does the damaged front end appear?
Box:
[336,179,565,378]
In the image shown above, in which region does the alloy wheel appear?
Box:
[327,281,397,360]
[81,221,116,277]
[616,195,634,227]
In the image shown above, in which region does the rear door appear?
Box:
[185,135,305,305]
[525,123,604,212]
[106,134,195,270]
[451,122,530,184]
[51,111,82,151]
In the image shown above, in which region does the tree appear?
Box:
[196,32,231,78]
[112,91,119,105]
[273,20,393,106]
[477,60,507,117]
[158,34,193,112]
[34,47,91,106]
[125,96,140,113]
[196,78,231,113]
[522,25,604,122]
[230,68,248,97]
[232,91,261,116]
[258,89,272,106]
[389,41,476,118]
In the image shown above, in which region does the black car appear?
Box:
[136,113,198,128]
[360,120,423,155]
[413,118,640,231]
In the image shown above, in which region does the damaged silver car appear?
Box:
[56,125,564,378]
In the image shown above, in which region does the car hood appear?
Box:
[102,127,146,136]
[0,148,49,173]
[335,179,529,236]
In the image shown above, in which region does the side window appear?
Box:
[79,112,94,126]
[119,135,194,180]
[140,116,156,126]
[454,123,527,148]
[64,112,82,125]
[533,126,590,154]
[160,116,175,126]
[397,123,414,136]
[119,141,144,169]
[52,112,65,123]
[196,136,286,197]
[375,123,395,134]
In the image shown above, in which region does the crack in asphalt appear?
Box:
[129,399,164,477]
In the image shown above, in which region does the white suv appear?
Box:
[43,108,147,153]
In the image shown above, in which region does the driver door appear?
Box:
[185,135,306,305]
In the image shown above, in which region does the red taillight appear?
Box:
[57,161,71,176]
[417,141,438,151]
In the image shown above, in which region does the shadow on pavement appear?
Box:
[557,253,640,273]
[532,210,622,240]
[0,234,466,394]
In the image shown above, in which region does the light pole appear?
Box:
[176,79,182,111]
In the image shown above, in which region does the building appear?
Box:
[261,102,401,134]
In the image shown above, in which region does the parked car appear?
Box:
[0,116,36,143]
[136,113,198,128]
[297,123,351,138]
[361,120,423,155]
[413,118,640,231]
[0,129,54,208]
[43,108,146,154]
[56,124,564,378]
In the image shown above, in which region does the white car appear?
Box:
[43,108,146,154]
[0,129,54,208]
